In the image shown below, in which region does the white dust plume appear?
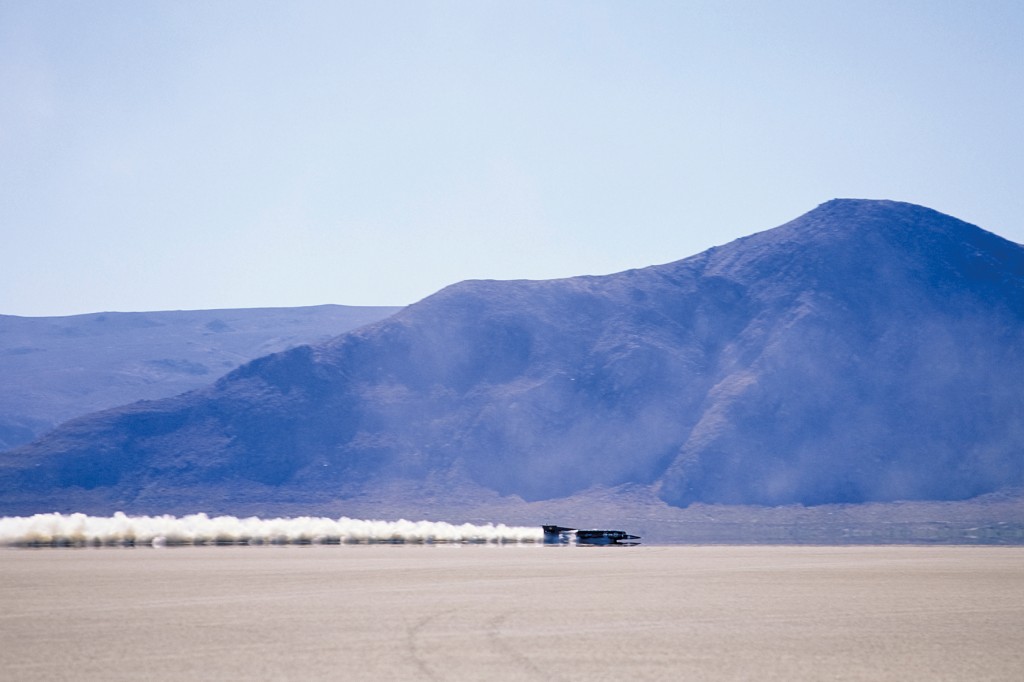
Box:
[0,512,544,547]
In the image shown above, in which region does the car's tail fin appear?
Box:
[542,525,576,544]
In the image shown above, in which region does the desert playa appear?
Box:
[2,545,1022,681]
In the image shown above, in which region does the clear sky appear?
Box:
[2,1,1023,317]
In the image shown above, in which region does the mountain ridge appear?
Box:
[2,199,1022,518]
[0,304,401,450]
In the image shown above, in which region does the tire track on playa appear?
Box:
[486,609,564,682]
[405,608,455,681]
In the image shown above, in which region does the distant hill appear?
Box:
[2,199,1022,521]
[0,305,400,449]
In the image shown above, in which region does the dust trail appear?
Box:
[0,512,544,547]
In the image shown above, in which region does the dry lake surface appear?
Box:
[1,545,1022,681]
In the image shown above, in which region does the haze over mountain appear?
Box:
[2,199,1022,521]
[0,305,400,450]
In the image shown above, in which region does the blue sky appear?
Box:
[2,1,1022,316]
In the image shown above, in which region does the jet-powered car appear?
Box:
[542,525,641,546]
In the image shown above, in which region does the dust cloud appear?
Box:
[0,512,543,546]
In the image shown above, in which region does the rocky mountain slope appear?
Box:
[0,305,400,449]
[2,200,1021,517]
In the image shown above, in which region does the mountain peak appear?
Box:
[786,198,1017,253]
[775,198,977,242]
